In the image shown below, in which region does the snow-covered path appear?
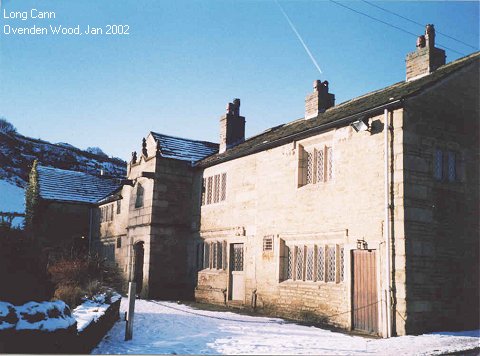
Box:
[93,298,479,355]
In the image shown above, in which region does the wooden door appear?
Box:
[352,249,378,334]
[230,243,245,301]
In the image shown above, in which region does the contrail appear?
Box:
[275,0,323,74]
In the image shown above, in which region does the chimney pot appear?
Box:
[416,35,426,48]
[425,24,435,47]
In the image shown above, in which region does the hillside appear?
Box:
[0,130,127,223]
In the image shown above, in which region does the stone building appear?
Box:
[95,25,479,337]
[33,165,121,250]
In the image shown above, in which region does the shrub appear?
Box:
[48,253,125,308]
[84,279,104,300]
[48,258,89,287]
[53,285,83,309]
[0,233,54,304]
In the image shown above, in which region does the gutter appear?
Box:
[196,99,403,168]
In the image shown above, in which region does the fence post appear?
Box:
[125,282,136,341]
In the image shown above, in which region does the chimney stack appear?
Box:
[219,98,245,153]
[406,24,446,81]
[305,80,335,120]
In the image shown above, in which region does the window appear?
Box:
[434,149,443,180]
[295,246,304,280]
[221,173,227,201]
[135,183,144,208]
[100,204,114,223]
[202,173,227,206]
[206,177,213,204]
[201,178,206,205]
[299,145,333,187]
[213,175,220,203]
[116,237,121,249]
[316,246,325,282]
[305,246,314,281]
[203,242,210,269]
[284,243,344,283]
[340,247,345,282]
[116,200,121,214]
[103,244,115,262]
[200,240,227,270]
[447,151,456,182]
[326,246,336,282]
[263,236,273,251]
[434,148,460,183]
[286,246,293,280]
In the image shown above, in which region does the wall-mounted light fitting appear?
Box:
[356,239,368,250]
[351,118,370,132]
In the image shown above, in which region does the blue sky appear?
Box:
[0,1,478,159]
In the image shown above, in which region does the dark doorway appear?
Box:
[352,249,378,334]
[133,242,144,295]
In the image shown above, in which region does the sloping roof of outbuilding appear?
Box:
[37,165,122,204]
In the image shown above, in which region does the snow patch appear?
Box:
[0,180,25,213]
[72,292,121,332]
[0,301,17,330]
[15,300,76,332]
[0,180,25,227]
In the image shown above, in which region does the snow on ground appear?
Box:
[0,180,25,227]
[93,298,480,355]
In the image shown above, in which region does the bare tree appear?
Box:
[0,116,17,134]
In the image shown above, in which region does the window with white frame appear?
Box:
[298,145,334,187]
[202,173,227,206]
[200,240,227,270]
[283,243,344,283]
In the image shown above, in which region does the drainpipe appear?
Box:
[384,109,392,338]
[88,207,93,255]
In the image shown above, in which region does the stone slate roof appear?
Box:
[37,165,122,204]
[151,132,218,163]
[197,51,479,168]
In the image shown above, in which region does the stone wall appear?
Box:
[148,157,196,299]
[194,109,405,335]
[37,201,91,248]
[401,61,479,334]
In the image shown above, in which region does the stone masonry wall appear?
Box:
[194,109,405,335]
[148,157,196,299]
[402,61,479,334]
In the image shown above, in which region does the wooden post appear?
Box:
[125,282,136,341]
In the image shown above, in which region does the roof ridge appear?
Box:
[150,131,219,147]
[37,165,118,180]
[197,51,479,168]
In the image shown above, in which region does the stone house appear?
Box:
[33,165,121,251]
[95,25,479,337]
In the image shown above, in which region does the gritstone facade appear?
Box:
[93,25,479,336]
